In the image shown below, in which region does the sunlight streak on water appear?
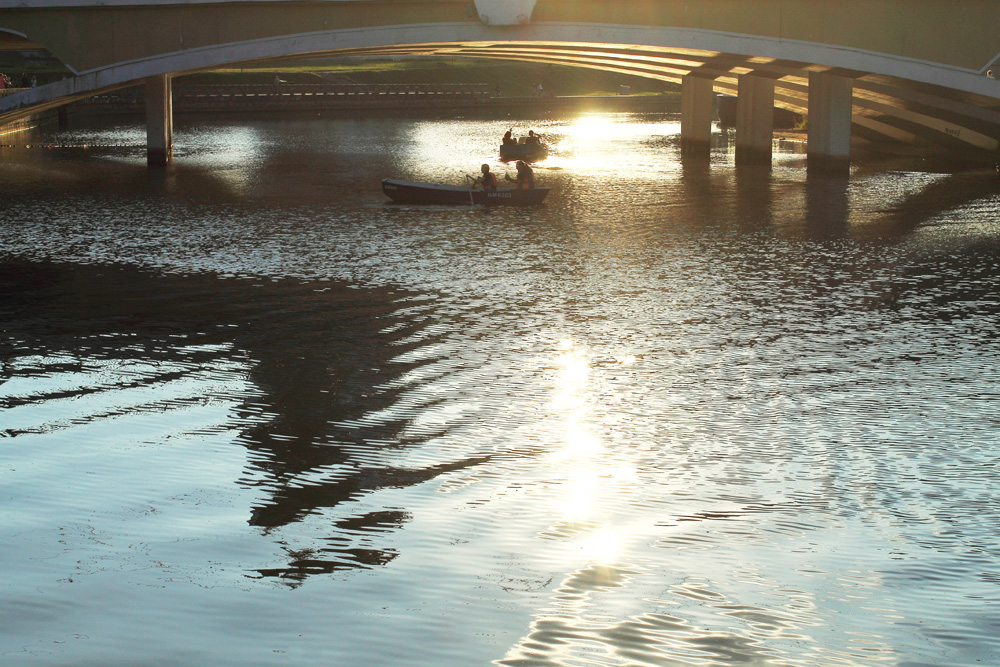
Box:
[550,339,602,459]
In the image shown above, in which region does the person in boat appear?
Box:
[502,129,515,146]
[474,163,497,190]
[505,160,535,190]
[525,130,542,145]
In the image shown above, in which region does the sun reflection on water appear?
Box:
[544,338,640,569]
[537,114,683,175]
[174,125,270,194]
[549,338,600,460]
[574,527,623,564]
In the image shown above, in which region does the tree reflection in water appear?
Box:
[1,260,486,586]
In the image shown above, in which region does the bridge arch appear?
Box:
[2,4,999,161]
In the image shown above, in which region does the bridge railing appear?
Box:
[76,83,493,110]
[180,83,491,104]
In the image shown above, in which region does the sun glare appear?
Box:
[549,340,599,458]
[538,339,652,570]
[542,115,682,173]
[574,527,623,563]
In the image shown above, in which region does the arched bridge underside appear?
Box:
[2,0,1000,162]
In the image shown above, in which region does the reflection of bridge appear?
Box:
[2,0,999,167]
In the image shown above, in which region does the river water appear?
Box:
[2,112,999,666]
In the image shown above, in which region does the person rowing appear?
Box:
[474,163,497,190]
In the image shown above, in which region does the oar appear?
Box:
[465,174,475,205]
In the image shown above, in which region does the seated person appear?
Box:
[475,163,497,190]
[525,130,541,145]
[505,160,535,189]
[502,130,515,146]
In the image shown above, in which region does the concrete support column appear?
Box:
[146,74,173,165]
[807,71,853,172]
[680,75,715,157]
[735,74,775,165]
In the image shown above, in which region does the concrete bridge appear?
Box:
[2,0,999,168]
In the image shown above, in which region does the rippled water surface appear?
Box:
[2,113,1000,666]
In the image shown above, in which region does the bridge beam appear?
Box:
[680,75,715,157]
[146,75,173,166]
[735,74,775,166]
[807,71,853,172]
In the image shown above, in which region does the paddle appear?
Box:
[465,174,475,205]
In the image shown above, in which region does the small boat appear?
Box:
[499,142,548,163]
[382,178,550,206]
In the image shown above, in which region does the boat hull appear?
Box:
[382,178,549,206]
[499,143,548,163]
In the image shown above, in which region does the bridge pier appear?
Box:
[735,74,775,166]
[680,75,715,157]
[807,71,853,172]
[146,74,173,166]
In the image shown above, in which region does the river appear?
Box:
[2,112,999,666]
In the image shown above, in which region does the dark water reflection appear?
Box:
[2,113,1000,666]
[0,261,450,581]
